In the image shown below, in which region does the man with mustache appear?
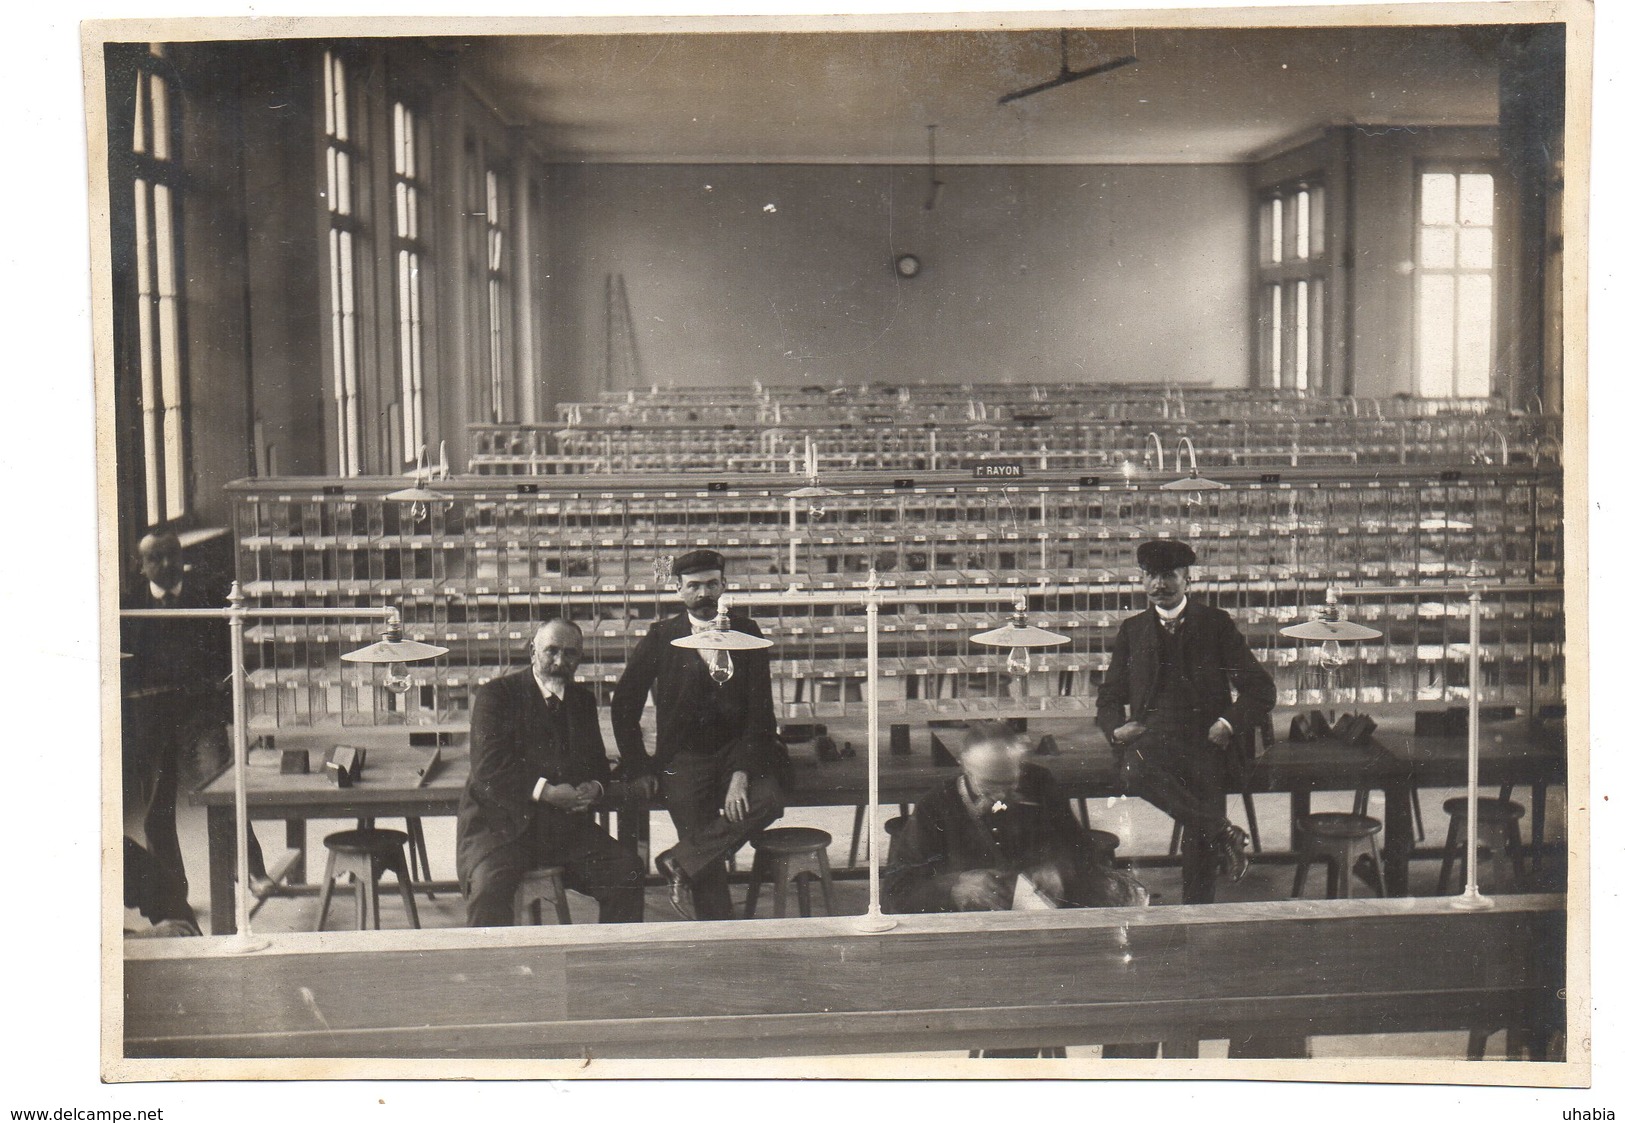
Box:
[612,549,789,919]
[456,619,645,926]
[1097,538,1276,905]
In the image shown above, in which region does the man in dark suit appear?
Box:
[456,618,644,926]
[120,530,265,928]
[1096,538,1276,905]
[611,549,789,920]
[884,721,1144,914]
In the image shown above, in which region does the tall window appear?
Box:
[1256,181,1326,392]
[131,50,187,524]
[324,50,364,476]
[392,100,427,465]
[1416,170,1495,398]
[483,167,509,423]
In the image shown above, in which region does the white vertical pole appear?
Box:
[226,582,269,950]
[1454,579,1493,909]
[854,579,896,933]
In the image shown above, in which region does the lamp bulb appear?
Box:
[408,501,428,524]
[1317,639,1347,668]
[1006,646,1032,676]
[383,663,414,695]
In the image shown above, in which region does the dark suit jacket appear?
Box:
[120,569,231,697]
[456,671,614,878]
[882,764,1106,913]
[1095,598,1276,744]
[610,611,781,782]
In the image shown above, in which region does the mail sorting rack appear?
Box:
[228,463,1562,731]
[471,414,1561,476]
[561,387,1521,426]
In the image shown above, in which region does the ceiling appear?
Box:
[463,24,1506,165]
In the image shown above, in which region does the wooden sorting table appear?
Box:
[192,716,1564,935]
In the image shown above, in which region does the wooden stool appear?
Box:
[1291,813,1385,899]
[1437,797,1527,894]
[355,816,435,898]
[314,828,421,931]
[744,827,837,918]
[512,866,572,925]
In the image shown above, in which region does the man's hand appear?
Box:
[948,870,1008,911]
[538,783,580,810]
[722,770,751,822]
[570,780,604,812]
[1207,719,1233,747]
[1112,720,1147,745]
[628,774,660,801]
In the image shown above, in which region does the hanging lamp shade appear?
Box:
[971,620,1070,647]
[383,484,451,504]
[787,484,842,499]
[672,628,775,651]
[971,596,1069,648]
[1161,473,1229,492]
[1280,616,1384,642]
[341,628,449,663]
[672,606,775,652]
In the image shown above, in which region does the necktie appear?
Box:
[1161,615,1181,636]
[545,693,562,717]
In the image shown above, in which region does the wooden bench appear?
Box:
[121,895,1565,1063]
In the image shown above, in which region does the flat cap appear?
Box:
[1136,539,1197,573]
[672,548,726,577]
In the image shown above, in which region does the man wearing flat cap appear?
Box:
[1096,538,1276,904]
[612,549,789,919]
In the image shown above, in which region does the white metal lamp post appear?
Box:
[120,589,447,950]
[675,572,1070,934]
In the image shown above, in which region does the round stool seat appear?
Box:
[1442,797,1525,823]
[1437,797,1528,895]
[513,866,572,925]
[751,827,834,856]
[1299,812,1383,841]
[745,827,837,918]
[1292,813,1385,900]
[314,828,420,931]
[324,827,412,855]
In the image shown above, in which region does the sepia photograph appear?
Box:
[63,0,1600,1096]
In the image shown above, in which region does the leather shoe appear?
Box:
[1220,825,1251,883]
[655,848,694,919]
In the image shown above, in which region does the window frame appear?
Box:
[1412,162,1501,399]
[1253,177,1330,394]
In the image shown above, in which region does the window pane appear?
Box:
[150,73,169,161]
[1294,189,1310,260]
[395,181,408,236]
[332,55,348,142]
[1309,185,1325,258]
[1258,200,1272,266]
[336,149,352,217]
[393,102,406,175]
[324,53,337,137]
[1456,273,1493,396]
[1308,279,1325,391]
[1459,226,1493,270]
[1420,173,1456,226]
[1417,274,1456,397]
[1269,284,1283,389]
[133,181,151,293]
[153,184,176,295]
[1270,196,1283,263]
[133,73,147,155]
[1294,279,1310,390]
[1419,227,1456,269]
[1459,174,1494,226]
